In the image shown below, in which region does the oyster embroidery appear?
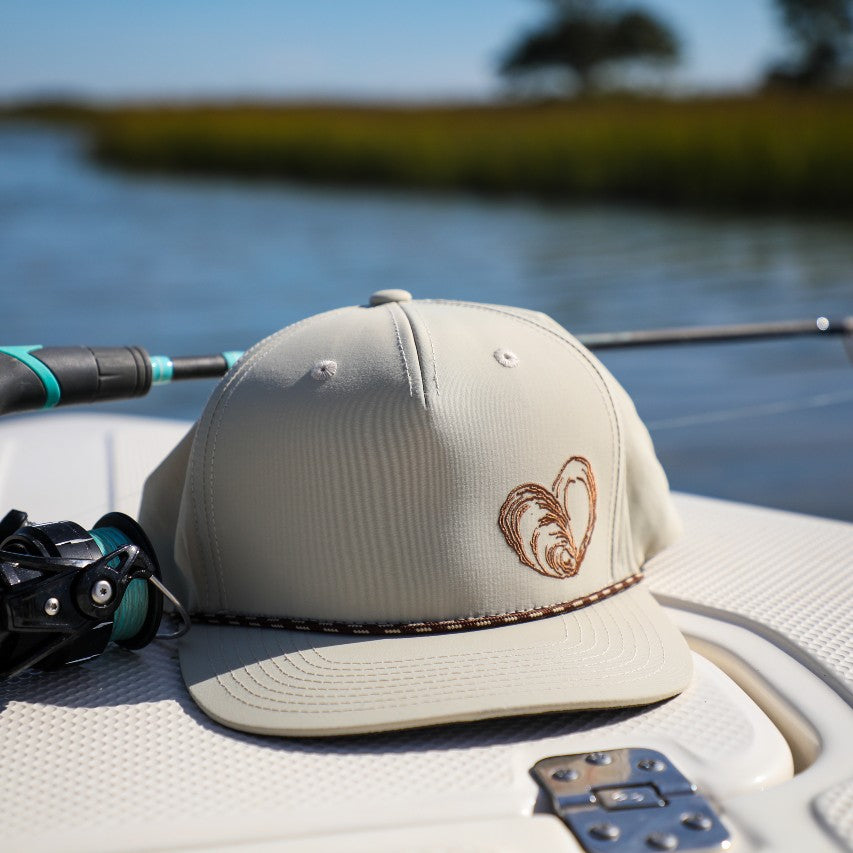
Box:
[499,456,597,579]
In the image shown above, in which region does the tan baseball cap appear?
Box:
[140,291,692,736]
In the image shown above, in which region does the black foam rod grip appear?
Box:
[0,353,49,415]
[0,347,153,415]
[34,346,152,406]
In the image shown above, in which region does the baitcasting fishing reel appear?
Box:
[0,509,188,679]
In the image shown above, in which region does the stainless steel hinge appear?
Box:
[532,748,731,852]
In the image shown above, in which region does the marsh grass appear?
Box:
[12,95,853,213]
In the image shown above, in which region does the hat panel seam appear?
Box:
[400,301,441,400]
[191,573,642,636]
[195,306,356,610]
[422,300,623,582]
[384,304,414,399]
[412,302,441,395]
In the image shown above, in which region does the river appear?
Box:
[1,124,852,519]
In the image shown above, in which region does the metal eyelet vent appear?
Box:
[311,360,338,381]
[494,348,519,368]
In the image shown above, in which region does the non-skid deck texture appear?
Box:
[647,492,853,695]
[814,778,853,851]
[0,646,777,852]
[0,414,849,851]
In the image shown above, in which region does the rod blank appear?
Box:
[1,316,849,418]
[579,316,852,350]
[170,355,231,380]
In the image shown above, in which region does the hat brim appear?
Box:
[179,583,692,737]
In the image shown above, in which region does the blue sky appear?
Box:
[0,1,784,100]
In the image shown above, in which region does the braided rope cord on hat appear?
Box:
[190,573,643,636]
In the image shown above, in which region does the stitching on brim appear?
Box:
[191,573,643,637]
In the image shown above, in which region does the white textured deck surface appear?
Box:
[0,413,850,851]
[648,492,853,693]
[0,649,784,851]
[815,779,853,851]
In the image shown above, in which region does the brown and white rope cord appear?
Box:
[190,573,643,637]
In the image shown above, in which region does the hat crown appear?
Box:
[143,296,691,737]
[177,299,661,625]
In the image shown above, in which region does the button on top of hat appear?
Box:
[369,289,413,306]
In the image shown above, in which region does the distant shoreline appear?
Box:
[4,94,853,215]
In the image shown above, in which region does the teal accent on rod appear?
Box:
[149,355,174,385]
[221,350,243,370]
[0,345,61,408]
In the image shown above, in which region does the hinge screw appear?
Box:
[551,768,579,782]
[589,823,620,841]
[638,758,666,772]
[682,812,713,831]
[44,597,60,616]
[91,580,113,605]
[646,831,679,850]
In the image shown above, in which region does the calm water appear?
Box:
[2,124,852,519]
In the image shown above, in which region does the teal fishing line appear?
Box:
[89,526,149,642]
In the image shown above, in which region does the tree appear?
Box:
[499,0,680,95]
[766,0,853,87]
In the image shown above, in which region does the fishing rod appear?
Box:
[1,315,849,417]
[0,345,243,417]
[0,313,848,679]
[0,347,209,676]
[580,315,853,350]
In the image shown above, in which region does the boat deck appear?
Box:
[0,414,850,852]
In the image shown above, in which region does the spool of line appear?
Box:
[88,526,150,643]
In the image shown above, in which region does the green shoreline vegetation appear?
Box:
[5,94,853,214]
